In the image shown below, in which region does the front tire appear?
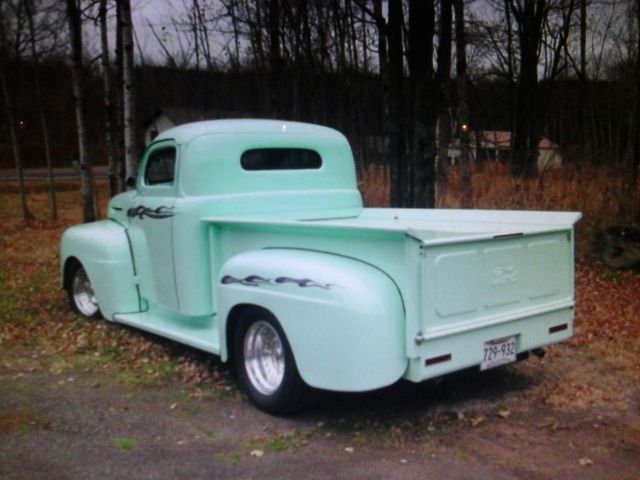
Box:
[233,308,307,414]
[67,263,102,319]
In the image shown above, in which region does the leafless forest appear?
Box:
[1,0,639,234]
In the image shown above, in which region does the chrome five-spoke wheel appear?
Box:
[68,263,101,319]
[234,308,307,414]
[244,320,286,395]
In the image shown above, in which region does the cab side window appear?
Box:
[145,147,176,185]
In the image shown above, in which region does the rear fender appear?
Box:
[61,220,139,319]
[218,249,407,392]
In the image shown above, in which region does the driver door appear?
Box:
[127,141,179,312]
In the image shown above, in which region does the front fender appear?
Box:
[217,249,407,392]
[61,220,139,319]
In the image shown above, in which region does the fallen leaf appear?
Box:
[578,457,593,466]
[250,449,264,458]
[496,410,511,419]
[471,416,486,427]
[169,403,177,410]
[344,447,355,454]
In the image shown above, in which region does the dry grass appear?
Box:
[0,173,638,386]
[359,161,640,258]
[0,181,227,388]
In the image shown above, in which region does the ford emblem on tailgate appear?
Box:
[490,266,518,286]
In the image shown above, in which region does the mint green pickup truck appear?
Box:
[61,120,581,413]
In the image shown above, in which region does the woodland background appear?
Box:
[1,0,639,251]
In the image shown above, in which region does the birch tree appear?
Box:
[118,0,137,182]
[100,0,121,196]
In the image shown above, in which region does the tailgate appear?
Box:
[405,229,576,381]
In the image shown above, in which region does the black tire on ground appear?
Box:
[67,262,102,319]
[233,308,307,414]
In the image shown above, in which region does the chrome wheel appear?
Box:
[71,266,99,317]
[243,320,285,395]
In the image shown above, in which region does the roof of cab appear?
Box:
[153,119,346,145]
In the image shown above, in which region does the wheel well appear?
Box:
[225,304,273,363]
[63,257,81,291]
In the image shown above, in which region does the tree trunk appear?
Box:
[192,0,200,70]
[510,0,547,178]
[268,0,283,117]
[630,0,640,182]
[504,0,516,146]
[436,0,453,206]
[407,0,437,208]
[115,0,125,180]
[1,63,33,221]
[579,0,587,79]
[66,0,95,222]
[26,0,57,219]
[119,0,137,182]
[100,0,121,196]
[453,0,472,207]
[387,0,406,207]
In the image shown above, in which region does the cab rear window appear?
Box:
[241,148,322,171]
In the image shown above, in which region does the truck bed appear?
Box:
[206,207,580,239]
[206,207,581,382]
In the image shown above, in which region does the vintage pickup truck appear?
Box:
[61,120,581,413]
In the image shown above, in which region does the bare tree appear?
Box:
[66,0,95,222]
[387,0,405,207]
[118,0,137,182]
[436,0,453,205]
[454,0,472,207]
[630,0,640,180]
[1,0,33,221]
[24,0,57,219]
[1,56,33,221]
[268,0,283,116]
[100,0,121,196]
[406,0,438,208]
[509,0,550,177]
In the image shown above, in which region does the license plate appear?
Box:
[481,336,517,371]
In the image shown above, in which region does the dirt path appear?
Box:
[2,342,638,480]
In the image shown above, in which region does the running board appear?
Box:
[113,311,220,355]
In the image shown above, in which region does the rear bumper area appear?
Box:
[403,306,574,382]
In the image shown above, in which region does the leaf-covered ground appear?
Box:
[1,182,639,479]
[1,182,638,388]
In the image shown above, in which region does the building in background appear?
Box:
[448,130,563,170]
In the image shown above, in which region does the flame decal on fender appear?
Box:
[221,275,272,287]
[221,275,337,289]
[127,205,174,219]
[274,277,335,289]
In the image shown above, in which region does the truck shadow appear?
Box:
[299,365,538,424]
[118,324,539,424]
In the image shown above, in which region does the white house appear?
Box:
[448,130,563,170]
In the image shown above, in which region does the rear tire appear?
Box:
[67,263,102,319]
[233,308,307,414]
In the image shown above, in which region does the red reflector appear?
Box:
[425,354,452,366]
[549,323,568,334]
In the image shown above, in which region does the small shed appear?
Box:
[448,130,563,170]
[143,108,257,146]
